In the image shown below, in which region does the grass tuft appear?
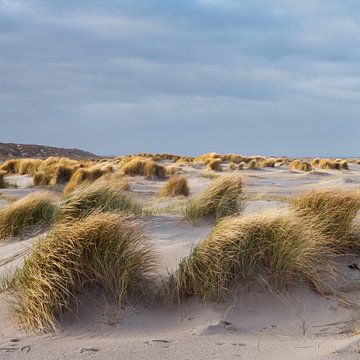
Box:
[292,189,360,252]
[183,175,243,223]
[159,176,190,197]
[167,211,335,302]
[59,180,142,221]
[10,211,155,331]
[33,172,52,186]
[0,192,58,240]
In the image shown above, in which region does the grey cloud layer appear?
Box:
[0,0,359,156]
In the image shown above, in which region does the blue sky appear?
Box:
[0,0,359,156]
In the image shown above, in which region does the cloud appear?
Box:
[0,0,359,156]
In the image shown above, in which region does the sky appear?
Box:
[0,0,359,157]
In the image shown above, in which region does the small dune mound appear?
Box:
[206,158,222,171]
[183,175,243,223]
[159,176,190,197]
[168,211,334,302]
[121,157,165,180]
[247,159,259,170]
[0,192,58,240]
[63,167,110,194]
[59,181,142,221]
[260,158,276,168]
[289,160,312,172]
[18,159,43,176]
[0,159,20,173]
[292,189,360,252]
[33,171,52,186]
[52,165,76,185]
[317,159,349,170]
[10,211,156,331]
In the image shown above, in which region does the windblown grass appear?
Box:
[261,158,276,168]
[207,158,222,171]
[289,160,312,172]
[159,176,190,197]
[247,159,259,170]
[0,159,20,174]
[33,172,52,186]
[10,211,155,331]
[63,167,109,194]
[183,175,243,223]
[121,157,165,180]
[0,192,58,240]
[167,211,335,302]
[292,189,360,252]
[52,165,76,184]
[18,159,43,176]
[59,181,142,221]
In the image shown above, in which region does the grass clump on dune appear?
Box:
[18,159,43,176]
[159,176,190,197]
[0,159,20,174]
[168,211,334,302]
[121,157,165,180]
[292,189,360,252]
[247,159,259,170]
[183,175,243,223]
[207,158,222,171]
[52,165,76,184]
[59,181,142,221]
[63,167,110,194]
[33,171,52,186]
[10,211,155,331]
[289,160,312,172]
[0,192,58,240]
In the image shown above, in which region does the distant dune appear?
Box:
[0,142,98,161]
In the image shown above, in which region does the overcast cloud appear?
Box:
[0,0,359,156]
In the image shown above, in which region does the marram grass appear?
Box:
[167,210,335,303]
[59,180,142,221]
[10,211,156,331]
[0,192,58,240]
[183,175,243,223]
[159,176,189,197]
[292,189,360,252]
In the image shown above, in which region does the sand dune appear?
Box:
[1,164,360,359]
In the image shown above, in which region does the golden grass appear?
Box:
[194,152,222,164]
[63,167,109,194]
[0,159,20,173]
[18,159,43,176]
[10,211,155,331]
[261,158,276,168]
[52,165,76,184]
[159,176,190,197]
[59,180,142,221]
[228,162,236,171]
[183,175,243,223]
[289,160,312,172]
[167,211,335,302]
[33,171,52,186]
[121,157,165,180]
[316,159,348,170]
[292,189,360,252]
[0,192,58,240]
[206,158,222,171]
[247,159,259,170]
[165,165,182,177]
